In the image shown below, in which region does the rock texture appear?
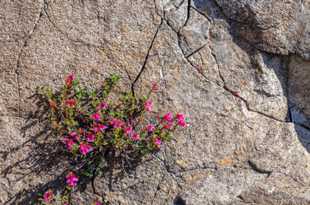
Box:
[1,0,310,204]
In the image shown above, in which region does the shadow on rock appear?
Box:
[1,93,69,204]
[192,0,310,154]
[1,92,145,205]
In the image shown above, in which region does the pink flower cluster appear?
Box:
[123,125,140,141]
[66,172,78,187]
[90,113,101,121]
[176,113,187,127]
[162,112,174,129]
[131,133,140,141]
[63,138,75,151]
[63,130,94,156]
[92,123,108,133]
[146,124,155,132]
[154,137,161,148]
[79,143,93,155]
[110,118,125,128]
[162,112,188,128]
[40,74,192,205]
[124,126,133,136]
[86,133,96,142]
[43,189,53,203]
[96,101,108,111]
[144,100,153,112]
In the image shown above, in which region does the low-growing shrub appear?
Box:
[36,73,189,204]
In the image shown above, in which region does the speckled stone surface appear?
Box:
[1,0,310,204]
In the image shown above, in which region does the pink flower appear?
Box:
[131,133,140,141]
[69,131,79,141]
[96,101,108,111]
[90,113,101,121]
[176,113,187,127]
[95,202,103,205]
[79,143,93,155]
[98,124,108,131]
[124,126,133,136]
[154,137,161,148]
[66,172,78,187]
[146,124,155,132]
[86,133,96,142]
[144,100,153,112]
[65,99,76,108]
[110,118,125,128]
[43,189,53,203]
[69,131,77,137]
[65,73,75,88]
[92,123,108,133]
[163,112,173,122]
[63,137,75,151]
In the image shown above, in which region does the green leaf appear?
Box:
[110,74,120,83]
[71,143,79,155]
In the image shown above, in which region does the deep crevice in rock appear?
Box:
[131,18,164,96]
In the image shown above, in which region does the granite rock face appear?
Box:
[211,0,310,59]
[1,0,310,204]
